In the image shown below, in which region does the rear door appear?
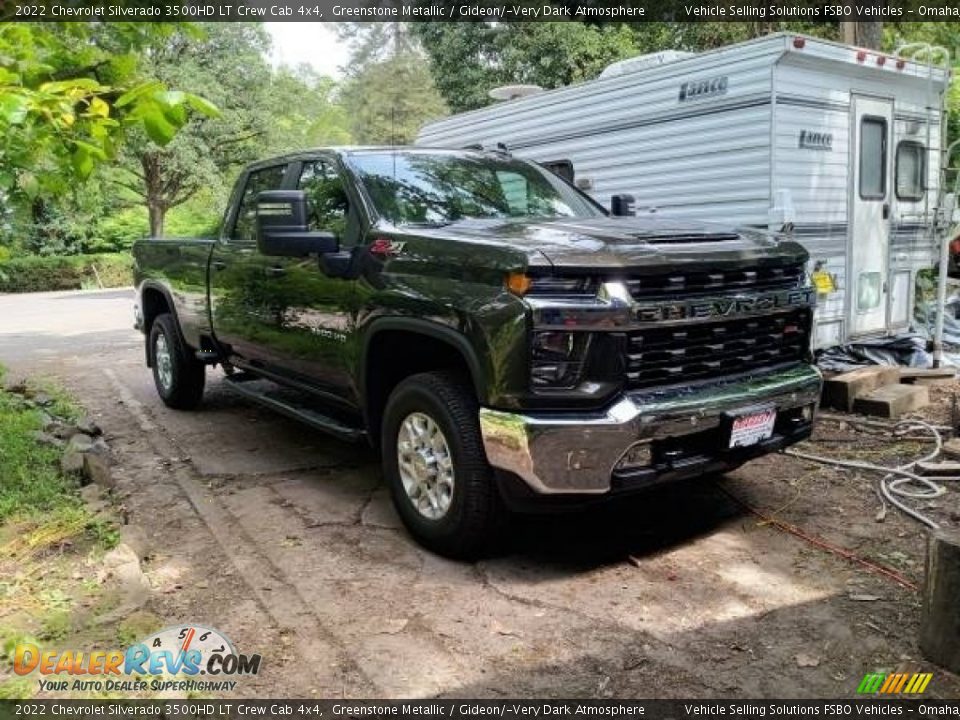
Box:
[849,96,893,336]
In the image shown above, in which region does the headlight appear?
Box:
[530,331,590,389]
[507,273,599,298]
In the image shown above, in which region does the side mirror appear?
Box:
[610,194,636,217]
[256,190,339,257]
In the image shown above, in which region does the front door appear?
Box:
[849,96,893,336]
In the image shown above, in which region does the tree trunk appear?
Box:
[842,21,883,49]
[148,203,165,238]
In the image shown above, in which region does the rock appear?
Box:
[795,652,820,667]
[49,422,81,440]
[80,484,105,504]
[83,453,113,488]
[33,431,65,448]
[120,526,150,562]
[32,393,53,407]
[68,433,94,452]
[91,438,110,455]
[76,416,102,437]
[60,447,86,476]
[3,377,27,395]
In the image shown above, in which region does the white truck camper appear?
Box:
[417,33,952,351]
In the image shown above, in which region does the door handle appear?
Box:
[883,203,890,220]
[265,266,286,278]
[212,261,227,271]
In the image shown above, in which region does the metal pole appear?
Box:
[897,44,951,367]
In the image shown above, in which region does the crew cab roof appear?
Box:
[241,146,509,172]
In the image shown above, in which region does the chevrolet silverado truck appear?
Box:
[133,147,822,558]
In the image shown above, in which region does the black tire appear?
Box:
[149,313,206,410]
[382,371,508,559]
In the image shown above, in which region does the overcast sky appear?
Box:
[264,23,350,79]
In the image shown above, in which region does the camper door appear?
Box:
[849,95,893,337]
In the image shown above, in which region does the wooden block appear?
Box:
[940,438,960,460]
[852,383,930,418]
[900,368,957,380]
[822,366,901,412]
[921,530,960,673]
[901,368,957,386]
[916,461,960,476]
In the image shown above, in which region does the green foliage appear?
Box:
[338,24,447,144]
[0,382,75,520]
[113,23,271,236]
[0,253,132,293]
[412,22,841,113]
[264,66,352,154]
[91,208,149,253]
[0,23,217,200]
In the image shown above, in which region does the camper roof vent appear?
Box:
[599,50,696,79]
[488,84,544,101]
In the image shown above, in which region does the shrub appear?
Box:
[0,253,133,293]
[90,209,149,253]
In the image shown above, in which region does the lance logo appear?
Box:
[857,672,932,694]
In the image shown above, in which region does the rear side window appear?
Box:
[232,165,287,242]
[859,117,887,200]
[896,141,925,201]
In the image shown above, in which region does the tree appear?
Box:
[264,65,352,155]
[412,22,842,113]
[112,23,271,237]
[843,21,883,49]
[0,23,216,200]
[337,23,448,144]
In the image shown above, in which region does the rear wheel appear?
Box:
[382,371,507,559]
[149,313,206,410]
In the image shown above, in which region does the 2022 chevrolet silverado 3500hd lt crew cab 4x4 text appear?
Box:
[133,147,822,559]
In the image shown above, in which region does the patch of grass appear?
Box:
[0,678,34,699]
[116,611,162,647]
[38,610,71,641]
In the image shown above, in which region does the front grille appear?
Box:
[625,264,804,300]
[624,309,811,389]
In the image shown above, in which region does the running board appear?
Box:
[222,375,366,443]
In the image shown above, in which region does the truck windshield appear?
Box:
[347,151,603,226]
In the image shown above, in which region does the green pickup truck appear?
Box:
[133,146,822,558]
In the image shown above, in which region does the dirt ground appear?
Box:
[3,288,960,699]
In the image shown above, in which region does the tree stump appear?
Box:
[920,530,960,673]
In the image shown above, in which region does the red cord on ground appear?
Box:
[716,484,920,592]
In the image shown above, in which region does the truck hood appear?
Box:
[406,216,807,271]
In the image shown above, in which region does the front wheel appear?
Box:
[149,313,206,410]
[382,371,507,559]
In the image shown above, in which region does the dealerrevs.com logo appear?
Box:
[15,624,261,693]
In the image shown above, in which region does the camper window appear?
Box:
[540,160,574,183]
[895,141,925,201]
[859,116,887,201]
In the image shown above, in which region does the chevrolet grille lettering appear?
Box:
[635,289,814,322]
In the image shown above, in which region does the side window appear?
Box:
[859,117,887,200]
[232,165,287,243]
[896,141,925,201]
[541,160,574,183]
[298,159,349,238]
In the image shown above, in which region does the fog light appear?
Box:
[616,441,652,470]
[801,404,815,422]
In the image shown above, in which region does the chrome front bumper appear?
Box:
[479,364,823,495]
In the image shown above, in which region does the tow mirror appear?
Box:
[256,190,339,257]
[610,194,636,217]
